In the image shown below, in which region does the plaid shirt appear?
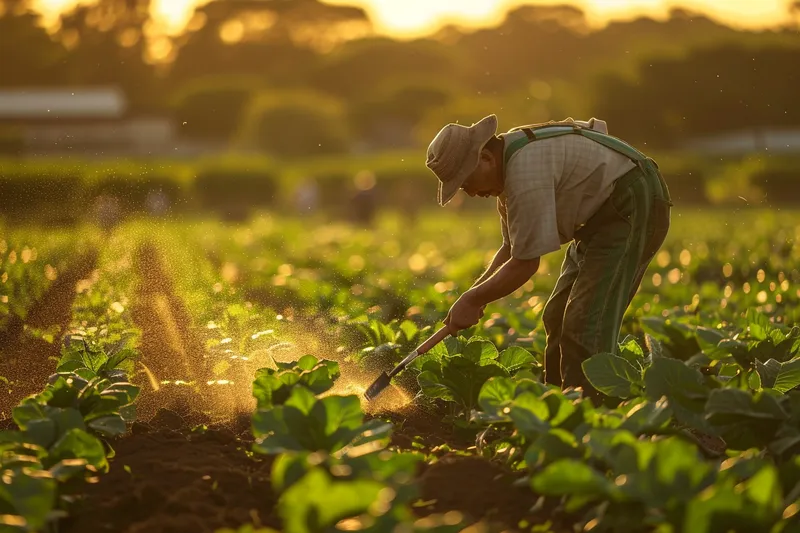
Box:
[497,130,636,260]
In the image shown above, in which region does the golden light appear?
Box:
[321,0,794,38]
[31,0,797,41]
[219,19,245,44]
[147,36,173,62]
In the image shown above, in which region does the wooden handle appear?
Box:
[416,325,450,356]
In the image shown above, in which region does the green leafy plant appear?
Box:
[252,387,392,455]
[252,354,341,409]
[416,339,536,421]
[0,338,139,531]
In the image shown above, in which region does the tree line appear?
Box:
[2,0,799,155]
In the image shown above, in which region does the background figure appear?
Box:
[92,193,122,233]
[294,177,320,214]
[145,188,171,217]
[351,170,377,225]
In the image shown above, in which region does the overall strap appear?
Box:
[503,124,648,167]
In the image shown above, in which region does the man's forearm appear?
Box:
[472,245,511,287]
[467,257,540,307]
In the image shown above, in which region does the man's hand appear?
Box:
[444,290,485,335]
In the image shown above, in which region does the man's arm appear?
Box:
[466,256,540,308]
[472,244,511,287]
[444,254,540,333]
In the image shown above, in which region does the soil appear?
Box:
[129,241,217,422]
[415,454,545,529]
[60,409,280,533]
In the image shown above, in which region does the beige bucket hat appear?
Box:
[425,114,498,206]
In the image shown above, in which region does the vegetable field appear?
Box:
[2,206,800,533]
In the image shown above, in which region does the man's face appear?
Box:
[461,150,502,198]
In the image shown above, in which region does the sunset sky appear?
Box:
[34,0,797,37]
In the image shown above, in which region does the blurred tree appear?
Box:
[791,1,800,28]
[348,81,454,148]
[593,43,800,147]
[56,0,159,111]
[236,90,350,157]
[168,0,371,87]
[436,5,587,93]
[0,0,67,86]
[170,77,260,142]
[309,37,462,100]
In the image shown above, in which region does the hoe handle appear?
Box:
[388,326,451,378]
[417,325,450,355]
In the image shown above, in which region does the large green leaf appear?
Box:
[49,458,90,483]
[582,353,643,398]
[496,347,536,373]
[0,468,57,530]
[252,388,392,455]
[746,308,774,341]
[47,428,108,472]
[87,415,127,437]
[582,429,643,474]
[683,466,782,533]
[756,359,781,389]
[644,358,710,432]
[22,419,56,449]
[12,402,47,430]
[705,389,788,449]
[640,316,701,360]
[695,326,731,360]
[278,468,386,533]
[252,356,340,409]
[618,337,647,368]
[645,437,715,507]
[531,459,613,498]
[477,376,516,413]
[418,354,508,416]
[524,429,583,468]
[100,382,140,406]
[618,397,672,435]
[474,376,554,426]
[509,392,551,437]
[773,359,800,393]
[462,339,499,365]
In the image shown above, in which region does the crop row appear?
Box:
[344,314,800,532]
[172,209,800,357]
[0,230,143,531]
[0,225,99,343]
[2,151,800,225]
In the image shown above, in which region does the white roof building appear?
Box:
[0,87,127,120]
[0,87,180,156]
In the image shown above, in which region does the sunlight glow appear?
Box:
[323,0,795,38]
[32,0,795,37]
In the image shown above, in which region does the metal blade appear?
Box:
[364,372,391,401]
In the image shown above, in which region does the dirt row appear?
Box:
[60,240,271,532]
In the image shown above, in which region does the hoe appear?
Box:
[364,325,450,401]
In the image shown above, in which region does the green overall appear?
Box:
[504,124,673,401]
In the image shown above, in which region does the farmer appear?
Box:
[425,114,672,401]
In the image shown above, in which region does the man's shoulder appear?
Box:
[501,132,568,188]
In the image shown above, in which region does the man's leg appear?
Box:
[541,242,582,386]
[558,169,669,399]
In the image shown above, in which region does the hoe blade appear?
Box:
[364,372,392,401]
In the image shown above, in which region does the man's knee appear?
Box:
[542,299,565,335]
[560,311,591,352]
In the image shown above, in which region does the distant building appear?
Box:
[681,128,800,155]
[0,87,177,156]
